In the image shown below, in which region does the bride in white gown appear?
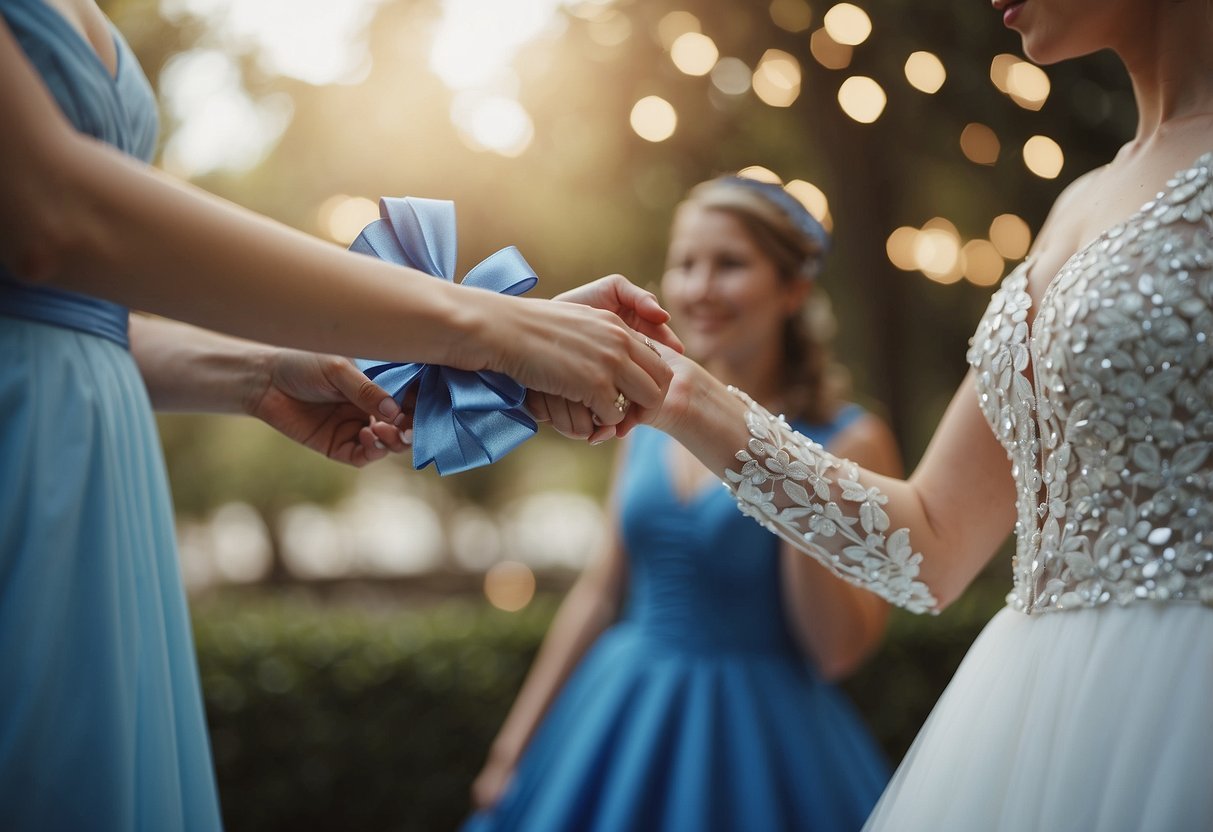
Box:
[533,0,1213,827]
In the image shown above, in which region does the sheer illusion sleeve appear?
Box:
[724,387,939,614]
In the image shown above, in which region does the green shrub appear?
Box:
[193,583,1001,831]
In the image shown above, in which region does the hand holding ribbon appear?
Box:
[350,197,538,475]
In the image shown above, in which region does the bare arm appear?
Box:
[780,412,900,679]
[0,21,669,426]
[130,315,410,465]
[471,450,631,809]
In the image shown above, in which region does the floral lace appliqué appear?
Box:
[724,387,938,615]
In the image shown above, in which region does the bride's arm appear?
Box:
[651,356,1017,613]
[0,22,669,426]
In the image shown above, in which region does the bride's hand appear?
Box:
[245,349,414,466]
[527,343,705,443]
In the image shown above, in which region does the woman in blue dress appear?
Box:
[0,2,678,828]
[469,176,900,832]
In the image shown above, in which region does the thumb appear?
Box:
[328,357,404,425]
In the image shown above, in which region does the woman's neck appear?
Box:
[1114,2,1213,139]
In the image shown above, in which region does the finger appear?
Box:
[328,357,403,424]
[587,423,616,444]
[547,396,589,439]
[609,275,670,324]
[525,390,552,422]
[359,424,388,461]
[603,331,672,414]
[635,319,685,354]
[369,419,408,453]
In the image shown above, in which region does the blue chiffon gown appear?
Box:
[0,2,223,829]
[466,415,890,832]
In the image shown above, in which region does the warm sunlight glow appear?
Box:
[484,560,536,611]
[671,31,719,76]
[823,3,872,46]
[753,50,802,107]
[837,75,886,123]
[770,0,814,32]
[1023,135,1065,178]
[904,51,945,94]
[960,122,1000,165]
[711,57,752,95]
[587,11,632,47]
[429,0,563,90]
[630,96,678,142]
[319,195,379,245]
[452,93,535,157]
[962,240,1006,286]
[160,49,292,177]
[161,0,381,85]
[809,27,853,70]
[990,214,1032,259]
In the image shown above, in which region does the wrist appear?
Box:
[239,344,277,418]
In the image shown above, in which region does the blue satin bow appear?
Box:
[350,197,538,475]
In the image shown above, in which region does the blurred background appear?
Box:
[98,0,1132,828]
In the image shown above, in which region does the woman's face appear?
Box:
[996,0,1140,65]
[660,204,807,366]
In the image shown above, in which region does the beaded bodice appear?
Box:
[967,152,1213,613]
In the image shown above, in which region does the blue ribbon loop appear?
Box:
[351,197,538,475]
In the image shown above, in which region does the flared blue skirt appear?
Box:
[0,316,222,831]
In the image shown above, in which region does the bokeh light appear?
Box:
[587,11,632,47]
[989,53,1018,93]
[785,179,831,227]
[769,0,814,32]
[429,0,562,91]
[837,76,886,123]
[737,165,782,184]
[990,214,1032,259]
[657,10,701,49]
[904,51,945,94]
[886,227,919,271]
[631,95,678,142]
[823,3,872,46]
[711,57,752,95]
[1023,135,1064,178]
[319,194,379,244]
[753,49,802,107]
[960,122,1001,165]
[451,93,535,157]
[671,31,719,76]
[810,27,853,69]
[962,239,1006,286]
[1007,61,1050,110]
[484,560,536,612]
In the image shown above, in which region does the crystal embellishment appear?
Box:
[967,151,1213,614]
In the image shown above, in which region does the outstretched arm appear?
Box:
[0,20,669,428]
[130,315,410,466]
[650,352,1016,613]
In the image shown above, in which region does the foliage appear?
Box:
[194,577,1004,830]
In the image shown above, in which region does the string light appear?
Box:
[711,57,752,95]
[962,239,1005,286]
[904,51,945,94]
[737,165,782,184]
[671,31,719,76]
[630,96,677,142]
[1023,134,1064,178]
[960,122,1000,165]
[484,560,536,612]
[823,3,872,46]
[838,75,886,123]
[769,0,813,33]
[753,49,802,107]
[989,214,1032,259]
[657,10,700,50]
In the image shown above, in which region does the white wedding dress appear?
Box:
[722,152,1213,830]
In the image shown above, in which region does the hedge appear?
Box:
[193,582,1004,831]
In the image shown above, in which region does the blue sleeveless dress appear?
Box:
[466,413,890,832]
[0,3,223,830]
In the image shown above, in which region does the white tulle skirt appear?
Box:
[863,603,1213,831]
